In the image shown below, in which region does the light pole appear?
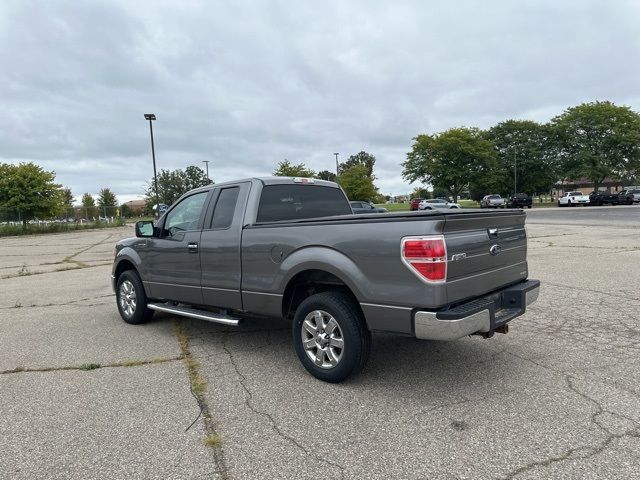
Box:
[144,113,160,217]
[514,150,517,195]
[333,152,339,177]
[202,160,210,183]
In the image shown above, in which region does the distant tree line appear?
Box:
[402,101,640,201]
[0,162,122,228]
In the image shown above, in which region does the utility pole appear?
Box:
[202,160,210,183]
[333,152,339,177]
[143,113,160,217]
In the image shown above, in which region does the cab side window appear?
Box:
[163,192,208,237]
[211,187,240,229]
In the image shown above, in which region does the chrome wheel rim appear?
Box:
[301,310,344,369]
[119,280,137,317]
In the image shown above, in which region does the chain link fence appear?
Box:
[0,206,131,236]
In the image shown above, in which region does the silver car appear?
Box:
[480,195,506,208]
[418,198,461,210]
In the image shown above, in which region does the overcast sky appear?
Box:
[1,0,639,202]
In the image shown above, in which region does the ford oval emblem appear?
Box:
[489,244,502,256]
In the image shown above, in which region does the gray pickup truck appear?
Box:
[112,177,540,382]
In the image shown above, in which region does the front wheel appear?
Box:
[292,292,371,383]
[116,270,154,325]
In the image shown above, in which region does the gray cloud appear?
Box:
[1,0,639,202]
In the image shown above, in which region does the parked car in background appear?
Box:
[506,193,532,209]
[349,201,388,214]
[418,198,461,210]
[410,198,424,211]
[480,195,506,208]
[589,191,621,206]
[618,189,639,205]
[558,191,590,207]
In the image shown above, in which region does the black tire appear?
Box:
[116,270,154,325]
[527,205,532,209]
[292,291,371,383]
[569,201,574,207]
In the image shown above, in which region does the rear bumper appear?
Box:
[414,279,540,341]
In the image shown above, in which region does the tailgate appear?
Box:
[443,210,528,304]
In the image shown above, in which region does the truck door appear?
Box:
[143,190,211,304]
[199,182,251,310]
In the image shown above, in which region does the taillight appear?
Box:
[401,236,447,283]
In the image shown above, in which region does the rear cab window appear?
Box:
[257,184,352,222]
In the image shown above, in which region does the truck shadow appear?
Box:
[153,312,527,402]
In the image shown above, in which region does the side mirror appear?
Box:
[135,220,154,238]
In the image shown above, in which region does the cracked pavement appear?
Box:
[1,210,639,479]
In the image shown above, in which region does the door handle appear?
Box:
[187,242,198,252]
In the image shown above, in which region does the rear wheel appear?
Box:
[116,270,154,325]
[292,292,371,383]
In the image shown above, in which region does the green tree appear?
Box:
[551,101,640,191]
[338,164,378,201]
[97,188,117,207]
[184,165,211,189]
[484,120,557,195]
[411,186,431,199]
[120,203,132,217]
[340,151,376,178]
[402,127,497,202]
[273,159,316,177]
[81,193,96,219]
[145,166,210,209]
[61,188,75,208]
[0,162,63,228]
[317,170,337,182]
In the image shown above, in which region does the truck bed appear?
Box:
[241,208,528,324]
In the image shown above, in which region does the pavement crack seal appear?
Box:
[501,375,640,479]
[220,334,347,480]
[1,294,115,310]
[0,356,183,375]
[61,234,114,269]
[174,320,229,480]
[1,262,112,279]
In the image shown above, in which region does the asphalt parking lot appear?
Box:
[1,207,639,479]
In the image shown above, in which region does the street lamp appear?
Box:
[202,160,210,183]
[333,152,339,177]
[513,150,517,195]
[144,113,160,217]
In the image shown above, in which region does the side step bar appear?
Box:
[147,303,240,326]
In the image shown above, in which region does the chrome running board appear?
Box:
[147,303,240,326]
